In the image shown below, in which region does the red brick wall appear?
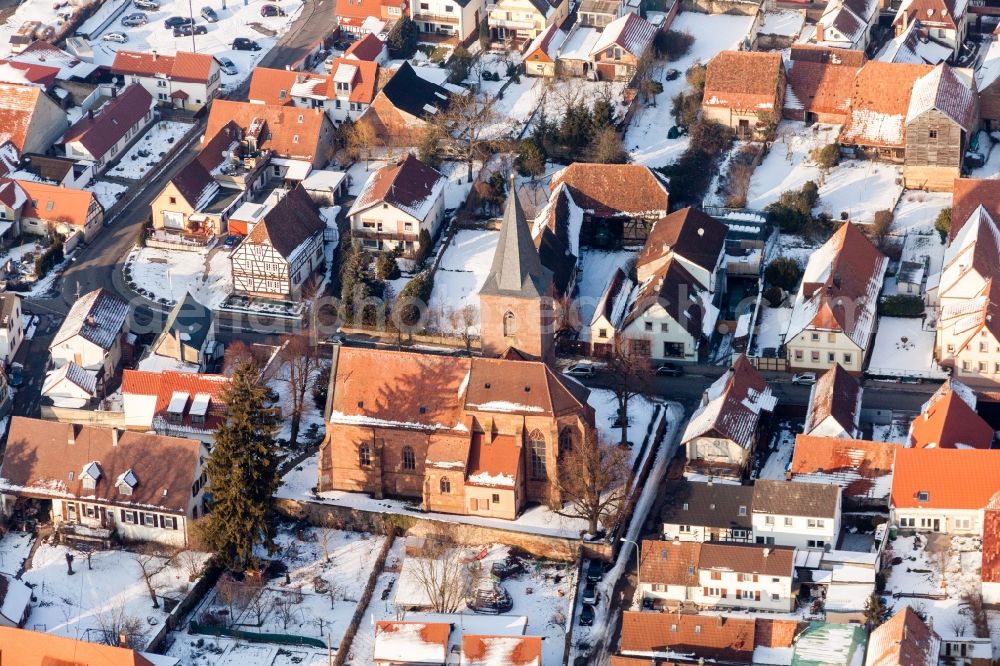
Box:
[479,292,554,362]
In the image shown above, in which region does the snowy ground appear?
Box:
[350,541,574,666]
[105,121,193,181]
[0,530,33,576]
[471,53,545,139]
[1,240,71,298]
[20,539,207,649]
[871,420,910,444]
[625,12,755,167]
[891,191,951,234]
[427,228,498,335]
[123,245,232,308]
[89,180,128,210]
[439,160,481,210]
[751,305,792,355]
[756,426,797,481]
[575,249,638,340]
[267,359,326,446]
[868,317,945,380]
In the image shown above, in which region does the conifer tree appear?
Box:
[199,360,280,571]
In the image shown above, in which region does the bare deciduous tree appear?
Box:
[274,594,297,630]
[279,333,323,448]
[926,534,951,589]
[131,545,169,609]
[95,603,145,648]
[554,430,632,534]
[606,332,654,447]
[435,92,512,183]
[176,550,203,582]
[410,536,472,613]
[962,590,990,638]
[346,118,382,171]
[448,305,479,355]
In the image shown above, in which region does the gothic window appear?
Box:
[402,446,416,471]
[440,476,451,494]
[359,443,372,467]
[503,311,516,337]
[529,429,547,479]
[559,427,574,454]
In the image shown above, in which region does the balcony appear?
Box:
[489,14,537,30]
[413,10,460,24]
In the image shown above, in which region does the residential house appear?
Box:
[345,33,389,64]
[205,100,336,167]
[359,63,451,146]
[0,575,30,627]
[950,177,1000,241]
[814,0,879,50]
[248,62,379,125]
[577,0,620,28]
[0,627,178,665]
[908,379,994,449]
[41,361,97,407]
[20,154,91,189]
[697,542,797,612]
[347,154,446,257]
[121,370,229,444]
[0,177,26,246]
[0,82,67,154]
[978,38,1000,129]
[840,61,931,161]
[660,479,755,543]
[891,447,1000,535]
[617,613,756,664]
[784,223,887,374]
[803,364,862,438]
[892,0,968,58]
[982,495,1000,606]
[0,417,207,547]
[461,636,542,665]
[878,19,952,66]
[62,85,155,175]
[703,51,785,139]
[488,0,569,42]
[0,293,23,367]
[865,607,940,666]
[147,292,217,371]
[783,45,863,124]
[110,50,221,110]
[411,0,485,41]
[547,163,669,247]
[230,185,326,300]
[148,157,223,238]
[588,13,658,83]
[751,479,841,550]
[335,0,407,35]
[683,355,776,480]
[49,288,128,393]
[17,180,103,242]
[638,539,703,606]
[317,346,595,517]
[373,621,451,665]
[523,24,566,78]
[790,435,898,508]
[0,59,60,89]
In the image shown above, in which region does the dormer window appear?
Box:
[80,461,102,490]
[738,505,747,516]
[167,391,188,424]
[190,393,211,426]
[116,469,138,496]
[917,491,930,502]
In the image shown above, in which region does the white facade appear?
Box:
[621,304,703,362]
[693,567,796,612]
[49,334,122,380]
[752,506,841,550]
[64,106,155,174]
[661,522,753,543]
[413,0,485,40]
[123,68,221,110]
[349,182,446,255]
[231,233,324,300]
[892,506,984,536]
[0,296,23,367]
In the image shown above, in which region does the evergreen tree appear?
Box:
[386,17,419,58]
[199,361,280,571]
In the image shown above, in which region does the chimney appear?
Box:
[111,429,119,447]
[763,548,771,557]
[152,50,157,61]
[68,424,76,446]
[87,109,94,121]
[118,632,127,647]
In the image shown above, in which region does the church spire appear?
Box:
[480,175,551,298]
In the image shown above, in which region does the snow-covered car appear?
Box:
[217,56,237,75]
[791,372,817,386]
[102,32,128,42]
[121,12,147,26]
[8,362,23,388]
[260,3,285,16]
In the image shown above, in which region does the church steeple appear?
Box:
[480,176,552,298]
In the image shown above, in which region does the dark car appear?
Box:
[174,23,207,35]
[8,362,23,388]
[665,68,681,81]
[333,39,352,51]
[164,16,193,28]
[233,37,261,51]
[260,3,285,16]
[200,6,219,21]
[579,603,596,626]
[133,0,159,9]
[655,362,684,377]
[586,559,604,583]
[223,234,239,249]
[582,581,598,605]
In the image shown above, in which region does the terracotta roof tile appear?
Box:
[786,60,857,118]
[909,383,994,449]
[698,542,795,577]
[790,44,866,67]
[755,618,804,648]
[704,51,783,111]
[249,61,378,106]
[345,33,385,61]
[62,85,152,159]
[0,59,59,87]
[550,163,669,219]
[18,180,100,229]
[951,178,1000,241]
[466,432,521,487]
[205,100,330,164]
[637,207,727,277]
[619,612,755,662]
[791,435,897,498]
[866,607,939,666]
[374,621,449,662]
[110,50,216,83]
[841,61,932,147]
[639,539,701,586]
[804,364,862,436]
[122,370,229,432]
[461,635,542,665]
[0,627,156,665]
[891,448,1000,509]
[0,83,43,151]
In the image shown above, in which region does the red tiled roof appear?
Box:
[345,32,385,61]
[122,369,229,431]
[786,59,858,118]
[894,0,963,30]
[205,100,330,163]
[374,621,450,661]
[462,635,541,665]
[62,85,152,159]
[841,61,932,148]
[550,163,669,219]
[981,496,1000,583]
[704,51,783,111]
[952,178,1000,241]
[0,59,59,87]
[335,0,407,22]
[804,364,861,436]
[250,63,378,106]
[619,613,755,662]
[892,448,1000,509]
[639,539,701,586]
[867,607,939,666]
[465,432,521,488]
[17,179,98,228]
[909,384,994,449]
[790,44,866,66]
[0,83,44,151]
[791,435,897,498]
[0,627,156,665]
[110,50,216,84]
[698,542,795,577]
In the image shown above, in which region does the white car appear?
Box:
[102,31,128,42]
[217,56,237,75]
[791,372,817,386]
[565,362,596,378]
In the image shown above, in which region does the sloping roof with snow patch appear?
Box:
[590,12,657,58]
[51,288,128,351]
[683,355,775,449]
[905,63,976,130]
[347,154,445,222]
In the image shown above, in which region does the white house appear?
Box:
[751,480,842,550]
[0,417,207,547]
[803,364,863,438]
[814,0,879,50]
[110,50,221,110]
[373,621,451,665]
[347,155,446,258]
[40,362,97,408]
[412,0,485,41]
[0,293,24,368]
[121,370,229,444]
[248,61,380,125]
[62,85,155,175]
[638,539,704,606]
[48,288,129,388]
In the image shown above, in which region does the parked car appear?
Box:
[586,559,604,583]
[8,363,23,388]
[791,372,817,386]
[233,37,261,51]
[174,23,207,35]
[102,31,128,42]
[333,39,352,51]
[565,362,596,378]
[216,56,237,75]
[164,16,193,28]
[323,54,336,71]
[582,581,598,605]
[133,0,159,9]
[200,6,218,21]
[579,603,595,626]
[665,68,681,81]
[260,3,285,16]
[655,362,684,377]
[121,12,147,25]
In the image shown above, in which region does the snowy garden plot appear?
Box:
[123,246,232,309]
[105,121,192,181]
[21,541,207,649]
[756,425,797,481]
[89,180,128,210]
[868,317,945,380]
[427,228,499,336]
[891,190,951,234]
[575,249,639,341]
[0,530,34,576]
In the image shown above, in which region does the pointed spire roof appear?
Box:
[480,179,552,298]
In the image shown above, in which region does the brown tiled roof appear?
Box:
[909,383,994,449]
[638,207,727,277]
[467,357,593,419]
[894,0,962,30]
[62,85,152,159]
[755,618,803,648]
[639,539,701,586]
[196,120,241,171]
[0,416,202,514]
[242,185,324,258]
[249,61,378,105]
[804,364,861,436]
[18,179,99,229]
[698,542,795,577]
[625,256,710,338]
[168,157,217,209]
[550,163,669,219]
[752,479,840,518]
[0,627,156,666]
[331,58,379,103]
[659,479,754,530]
[345,32,385,61]
[704,51,783,111]
[425,430,471,470]
[466,432,521,487]
[867,607,939,666]
[618,612,755,662]
[461,635,541,665]
[841,61,932,148]
[982,496,1000,583]
[0,83,44,151]
[791,435,897,498]
[951,178,1000,241]
[349,154,444,218]
[790,44,866,66]
[110,50,216,83]
[205,100,330,163]
[122,370,229,432]
[682,355,775,450]
[786,60,857,117]
[892,448,1000,509]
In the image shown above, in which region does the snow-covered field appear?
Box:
[89,180,128,210]
[891,190,951,234]
[868,317,946,379]
[124,245,232,308]
[427,228,498,335]
[626,12,755,167]
[106,121,193,181]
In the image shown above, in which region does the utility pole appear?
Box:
[188,0,197,52]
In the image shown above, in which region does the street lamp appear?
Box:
[620,537,642,609]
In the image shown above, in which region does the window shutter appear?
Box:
[159,515,166,528]
[753,574,759,583]
[721,588,727,598]
[755,590,761,601]
[703,586,708,597]
[120,509,126,521]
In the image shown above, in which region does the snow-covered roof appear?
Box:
[558,26,602,62]
[977,39,1000,90]
[906,63,976,130]
[0,574,30,626]
[683,356,776,449]
[347,154,446,223]
[877,20,951,65]
[373,622,450,663]
[525,23,567,61]
[42,361,97,398]
[590,13,658,59]
[51,288,129,352]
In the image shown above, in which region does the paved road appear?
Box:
[257,0,335,69]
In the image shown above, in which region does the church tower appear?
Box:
[478,178,554,362]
